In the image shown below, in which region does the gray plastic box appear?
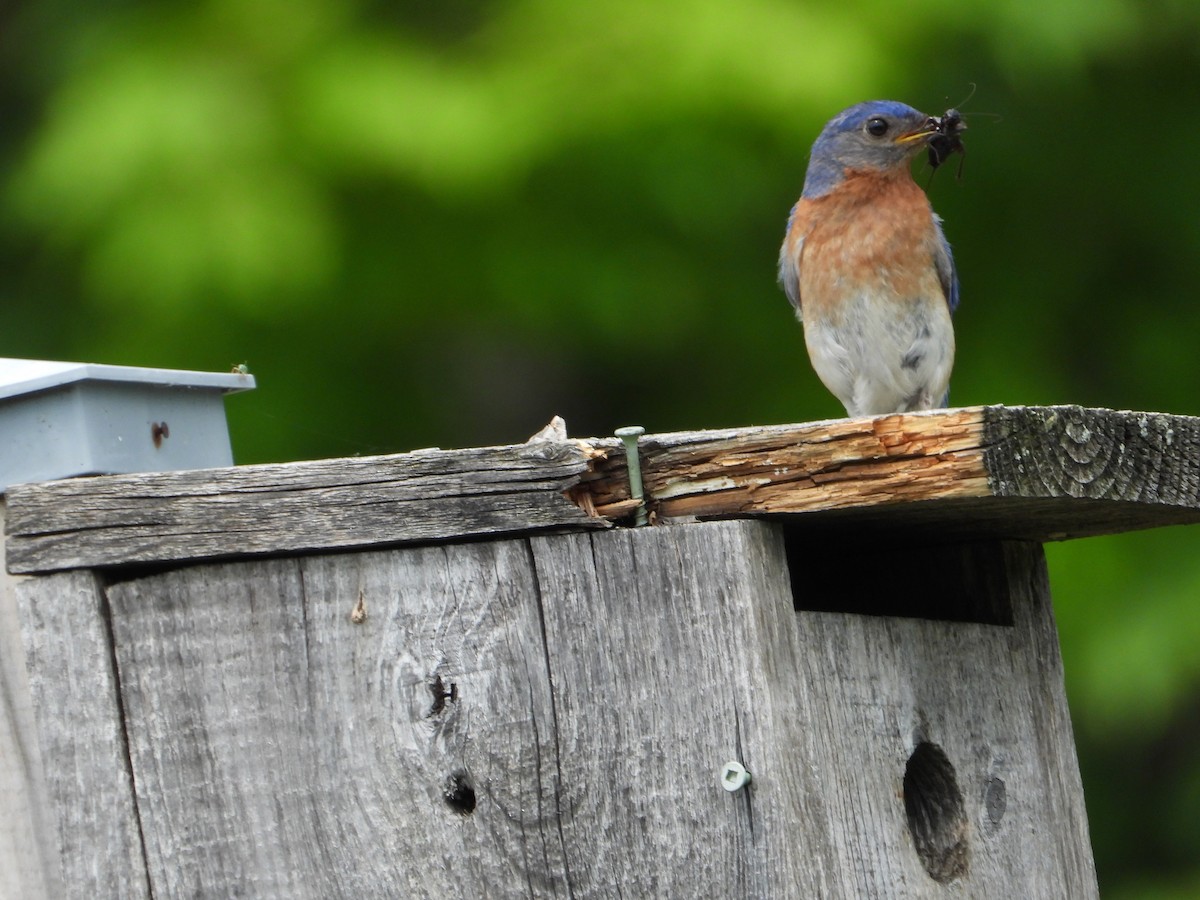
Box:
[0,358,256,492]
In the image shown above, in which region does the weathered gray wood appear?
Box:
[5,438,606,573]
[788,540,1097,897]
[107,543,560,897]
[27,521,1093,897]
[16,570,150,899]
[8,405,1200,574]
[103,523,816,896]
[526,522,826,896]
[0,504,62,900]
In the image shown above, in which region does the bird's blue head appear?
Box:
[801,100,936,199]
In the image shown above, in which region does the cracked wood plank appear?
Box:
[581,404,1200,540]
[95,523,821,896]
[105,544,566,898]
[7,405,1200,574]
[4,440,608,574]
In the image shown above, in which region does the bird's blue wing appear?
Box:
[778,203,804,319]
[933,215,959,314]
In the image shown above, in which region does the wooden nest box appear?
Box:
[5,404,1200,898]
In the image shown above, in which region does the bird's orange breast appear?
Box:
[792,169,943,323]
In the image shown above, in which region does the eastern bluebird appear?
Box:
[777,100,960,418]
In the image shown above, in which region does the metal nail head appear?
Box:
[720,760,752,792]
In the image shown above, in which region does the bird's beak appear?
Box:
[895,120,939,145]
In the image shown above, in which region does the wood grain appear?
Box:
[100,523,821,896]
[8,405,1200,574]
[15,570,150,899]
[5,439,607,573]
[586,406,1200,543]
[0,505,62,900]
[526,522,822,896]
[18,522,1099,896]
[108,540,572,897]
[787,539,1097,897]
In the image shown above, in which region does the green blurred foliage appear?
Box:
[3,0,1200,892]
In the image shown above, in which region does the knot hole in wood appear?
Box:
[443,770,477,815]
[903,741,969,883]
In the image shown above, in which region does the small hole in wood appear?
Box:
[444,771,476,815]
[904,741,969,883]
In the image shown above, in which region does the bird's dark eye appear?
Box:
[866,117,889,137]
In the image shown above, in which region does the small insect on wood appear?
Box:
[927,109,967,177]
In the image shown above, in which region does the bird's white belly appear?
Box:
[803,292,955,417]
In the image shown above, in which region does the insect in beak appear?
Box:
[926,109,967,176]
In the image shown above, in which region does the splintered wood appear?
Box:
[576,409,991,520]
[6,405,1200,574]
